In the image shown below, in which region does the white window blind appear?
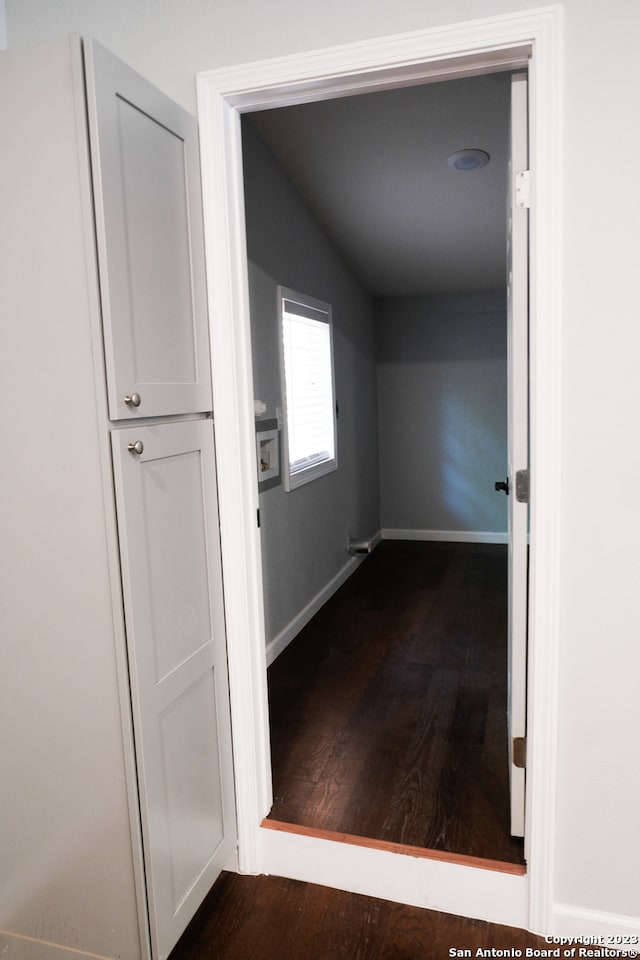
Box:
[279,288,337,490]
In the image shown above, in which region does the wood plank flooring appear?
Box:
[266,540,525,866]
[170,871,550,960]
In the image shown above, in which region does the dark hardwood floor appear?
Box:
[170,871,549,960]
[266,540,525,866]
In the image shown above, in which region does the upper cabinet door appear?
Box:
[84,39,212,420]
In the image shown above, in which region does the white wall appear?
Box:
[6,0,545,111]
[6,0,640,932]
[0,0,6,48]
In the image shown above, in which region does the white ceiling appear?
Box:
[247,71,512,297]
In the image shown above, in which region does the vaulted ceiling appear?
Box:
[247,71,512,297]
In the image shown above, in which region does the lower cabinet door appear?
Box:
[111,419,236,960]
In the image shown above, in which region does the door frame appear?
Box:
[197,5,563,933]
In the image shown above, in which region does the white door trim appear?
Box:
[507,70,529,840]
[197,5,563,933]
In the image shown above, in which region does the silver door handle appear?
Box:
[127,441,144,455]
[124,393,141,407]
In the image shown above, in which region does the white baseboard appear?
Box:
[551,902,640,942]
[370,528,384,549]
[258,826,529,930]
[382,528,508,544]
[0,930,111,960]
[265,545,377,666]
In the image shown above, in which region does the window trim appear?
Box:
[277,285,337,491]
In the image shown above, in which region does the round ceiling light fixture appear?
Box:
[447,149,490,171]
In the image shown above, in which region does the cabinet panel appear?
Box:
[114,97,197,385]
[160,669,224,909]
[85,40,212,420]
[139,446,212,681]
[111,420,236,960]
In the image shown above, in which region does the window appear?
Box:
[278,286,337,491]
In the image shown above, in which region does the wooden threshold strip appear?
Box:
[261,819,527,876]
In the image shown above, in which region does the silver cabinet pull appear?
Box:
[127,441,144,455]
[124,393,141,407]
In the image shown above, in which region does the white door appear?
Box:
[506,71,529,839]
[85,39,212,421]
[111,419,236,960]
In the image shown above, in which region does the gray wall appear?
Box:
[243,118,380,645]
[376,292,507,535]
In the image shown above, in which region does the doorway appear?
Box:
[266,539,523,865]
[197,7,562,930]
[242,70,522,866]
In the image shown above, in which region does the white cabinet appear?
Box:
[0,36,235,960]
[85,40,213,420]
[111,420,235,956]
